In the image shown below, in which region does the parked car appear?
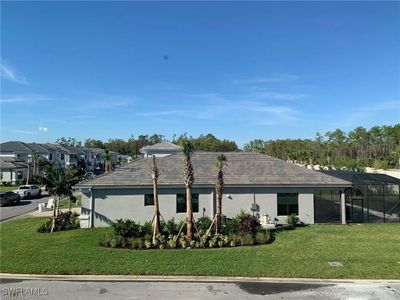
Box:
[13,185,42,199]
[84,172,96,178]
[0,191,21,206]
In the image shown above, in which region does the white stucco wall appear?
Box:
[81,186,328,227]
[222,187,315,224]
[0,169,26,184]
[82,187,214,227]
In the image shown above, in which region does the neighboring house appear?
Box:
[140,141,180,158]
[88,148,106,173]
[59,146,80,168]
[77,152,352,228]
[0,141,33,162]
[25,143,50,161]
[0,157,28,184]
[41,144,68,168]
[81,148,96,172]
[117,154,133,165]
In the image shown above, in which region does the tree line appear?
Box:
[55,124,400,170]
[243,125,400,170]
[56,133,239,156]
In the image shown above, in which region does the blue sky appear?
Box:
[1,1,399,147]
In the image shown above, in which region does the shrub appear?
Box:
[162,218,184,235]
[255,230,270,245]
[145,240,152,249]
[287,214,300,227]
[238,215,261,237]
[196,217,213,231]
[37,212,80,233]
[100,233,115,247]
[111,219,141,239]
[240,233,255,246]
[108,235,125,248]
[228,234,242,246]
[221,217,240,235]
[140,221,153,236]
[167,235,178,248]
[127,237,144,249]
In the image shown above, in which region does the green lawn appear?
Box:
[0,186,18,192]
[58,195,82,209]
[1,217,399,279]
[0,184,44,192]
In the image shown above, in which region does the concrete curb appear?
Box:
[1,273,399,284]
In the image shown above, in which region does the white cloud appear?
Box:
[1,62,29,85]
[137,110,188,117]
[167,92,302,125]
[12,129,36,135]
[238,74,300,84]
[84,96,138,110]
[0,94,50,104]
[337,100,400,128]
[254,91,308,101]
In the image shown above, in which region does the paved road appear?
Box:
[0,193,50,222]
[0,278,399,300]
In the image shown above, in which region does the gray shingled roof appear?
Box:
[0,157,27,169]
[77,152,351,188]
[41,144,69,154]
[320,170,400,185]
[140,141,179,151]
[0,141,32,153]
[26,143,50,154]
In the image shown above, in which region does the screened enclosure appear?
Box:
[314,190,341,223]
[320,171,400,223]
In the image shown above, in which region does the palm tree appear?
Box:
[44,163,81,233]
[215,154,227,234]
[104,149,112,172]
[181,139,195,241]
[151,155,161,242]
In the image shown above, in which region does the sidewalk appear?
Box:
[1,273,399,284]
[29,207,81,217]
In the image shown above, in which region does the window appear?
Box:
[144,194,154,206]
[17,171,23,180]
[277,193,298,216]
[49,154,53,160]
[176,193,199,213]
[61,154,65,160]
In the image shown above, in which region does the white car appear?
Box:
[13,185,42,199]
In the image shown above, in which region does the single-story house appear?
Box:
[76,152,352,227]
[140,141,180,158]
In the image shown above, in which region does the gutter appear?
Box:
[75,183,353,189]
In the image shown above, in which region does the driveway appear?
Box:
[0,192,51,222]
[0,277,399,300]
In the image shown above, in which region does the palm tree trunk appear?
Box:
[26,161,30,185]
[215,193,222,234]
[50,196,57,233]
[186,186,193,241]
[152,179,161,240]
